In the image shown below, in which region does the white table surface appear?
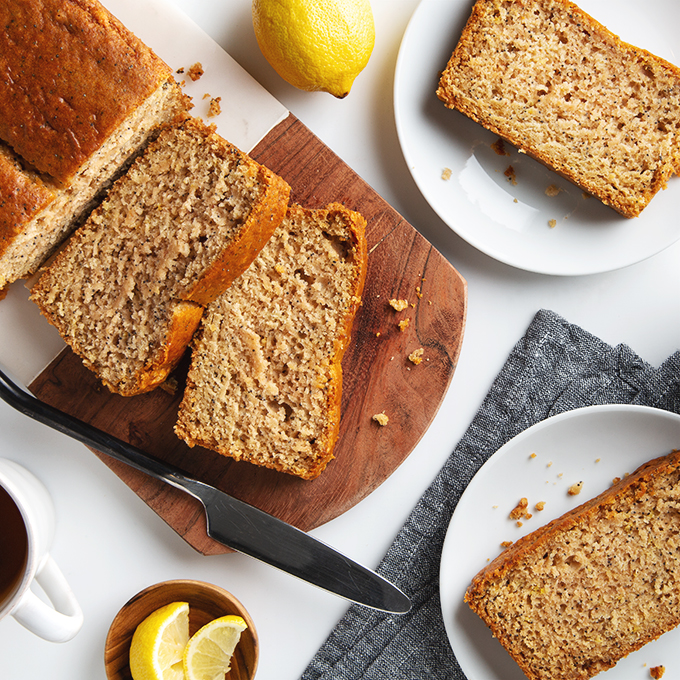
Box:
[2,1,680,679]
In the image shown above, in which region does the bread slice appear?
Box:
[465,449,680,680]
[175,202,368,480]
[30,117,290,396]
[0,0,190,289]
[436,0,680,218]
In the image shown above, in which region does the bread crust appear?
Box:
[314,203,368,478]
[0,146,55,255]
[0,0,174,185]
[465,449,680,680]
[109,300,204,396]
[437,0,680,218]
[0,0,190,289]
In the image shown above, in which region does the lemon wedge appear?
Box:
[182,615,247,680]
[252,0,375,98]
[129,601,190,680]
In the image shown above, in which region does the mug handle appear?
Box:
[11,555,84,642]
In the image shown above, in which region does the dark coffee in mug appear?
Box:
[0,485,28,608]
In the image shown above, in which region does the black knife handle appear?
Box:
[0,367,194,494]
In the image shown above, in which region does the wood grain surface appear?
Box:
[29,114,467,555]
[104,579,258,680]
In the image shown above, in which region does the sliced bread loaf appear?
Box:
[175,202,368,480]
[0,0,189,289]
[30,117,290,396]
[465,449,680,680]
[436,0,680,218]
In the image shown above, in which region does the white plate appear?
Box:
[440,404,680,680]
[394,0,680,275]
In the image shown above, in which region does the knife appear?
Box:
[0,367,411,614]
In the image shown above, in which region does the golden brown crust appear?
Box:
[436,0,680,218]
[0,0,174,185]
[465,449,680,680]
[108,300,204,396]
[313,203,367,476]
[292,202,367,479]
[0,0,191,289]
[0,145,55,257]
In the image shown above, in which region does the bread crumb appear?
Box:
[504,165,518,185]
[535,501,546,511]
[650,665,665,679]
[408,348,424,365]
[389,298,409,311]
[612,476,621,485]
[516,521,523,527]
[207,96,222,117]
[568,481,583,496]
[501,541,514,549]
[509,498,529,520]
[530,452,537,459]
[415,285,423,299]
[545,184,562,197]
[398,319,410,332]
[375,331,381,337]
[159,377,178,395]
[176,66,185,74]
[188,62,204,81]
[372,412,389,426]
[491,137,510,156]
[547,461,553,467]
[442,167,452,180]
[595,458,601,463]
[548,219,557,228]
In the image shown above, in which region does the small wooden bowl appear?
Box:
[104,580,258,680]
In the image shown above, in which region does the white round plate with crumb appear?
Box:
[394,0,680,275]
[440,404,680,680]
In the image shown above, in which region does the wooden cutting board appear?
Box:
[29,113,467,555]
[29,116,466,556]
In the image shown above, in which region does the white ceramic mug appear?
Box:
[0,458,83,642]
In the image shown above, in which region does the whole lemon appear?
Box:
[252,0,375,98]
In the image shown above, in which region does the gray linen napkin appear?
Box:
[301,308,680,680]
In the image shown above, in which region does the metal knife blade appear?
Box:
[0,368,411,613]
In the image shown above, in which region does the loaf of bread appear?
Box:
[30,117,290,396]
[0,0,189,290]
[465,449,680,680]
[175,203,368,480]
[436,0,680,218]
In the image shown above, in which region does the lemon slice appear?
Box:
[129,601,190,680]
[182,615,247,680]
